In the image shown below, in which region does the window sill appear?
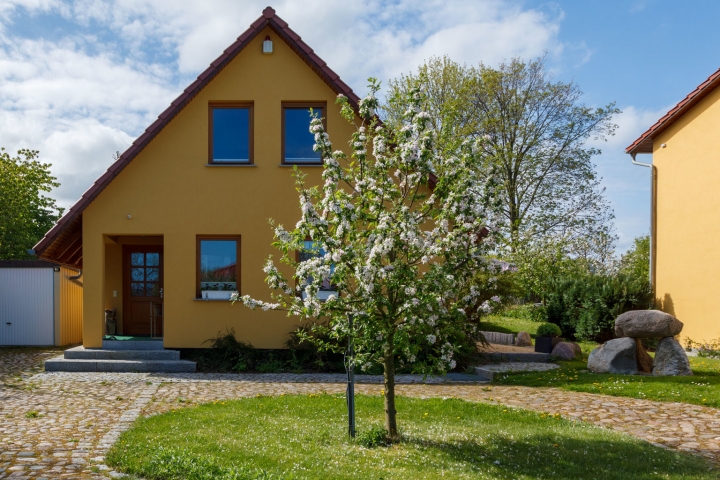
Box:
[194,298,235,302]
[206,164,256,167]
[279,164,323,167]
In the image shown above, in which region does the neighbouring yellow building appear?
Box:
[34,7,363,349]
[627,67,720,344]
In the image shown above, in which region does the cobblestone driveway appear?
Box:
[1,349,719,478]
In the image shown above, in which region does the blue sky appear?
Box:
[0,0,716,254]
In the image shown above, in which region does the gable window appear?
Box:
[282,102,326,164]
[209,103,253,164]
[298,239,336,300]
[197,236,241,299]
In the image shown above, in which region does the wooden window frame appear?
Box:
[208,102,254,165]
[281,101,327,165]
[196,235,242,299]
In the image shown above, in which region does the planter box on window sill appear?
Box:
[201,291,237,300]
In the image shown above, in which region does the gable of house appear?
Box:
[34,8,367,348]
[33,6,361,268]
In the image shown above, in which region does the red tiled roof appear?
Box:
[626,66,720,155]
[34,7,363,260]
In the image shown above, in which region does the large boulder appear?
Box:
[615,310,683,338]
[551,342,582,360]
[653,337,693,376]
[587,337,638,374]
[515,331,532,347]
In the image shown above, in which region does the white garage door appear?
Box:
[0,268,55,346]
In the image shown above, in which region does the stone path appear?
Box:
[1,349,719,478]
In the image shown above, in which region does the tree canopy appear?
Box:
[385,56,619,255]
[618,234,650,281]
[238,79,508,439]
[0,148,63,259]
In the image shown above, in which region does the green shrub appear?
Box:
[685,337,720,358]
[196,329,256,372]
[536,323,561,338]
[255,354,284,373]
[182,328,346,374]
[542,273,652,342]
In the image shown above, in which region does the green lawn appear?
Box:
[480,314,597,353]
[483,314,720,408]
[493,356,720,408]
[107,394,715,479]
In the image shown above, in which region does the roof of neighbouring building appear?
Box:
[626,66,720,155]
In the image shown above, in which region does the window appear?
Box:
[209,103,253,164]
[298,239,336,300]
[196,236,241,299]
[282,102,326,164]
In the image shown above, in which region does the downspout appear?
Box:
[69,270,83,280]
[631,153,655,301]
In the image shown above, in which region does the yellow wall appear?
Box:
[59,266,83,345]
[82,27,359,348]
[652,85,720,343]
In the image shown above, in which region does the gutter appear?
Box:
[69,270,83,281]
[630,153,655,295]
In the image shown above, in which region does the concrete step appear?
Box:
[475,361,560,382]
[481,352,550,363]
[44,358,196,373]
[64,346,180,360]
[102,339,165,350]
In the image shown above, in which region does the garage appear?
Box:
[0,260,83,346]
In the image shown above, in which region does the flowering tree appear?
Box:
[236,79,505,439]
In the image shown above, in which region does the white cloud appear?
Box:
[590,104,671,153]
[0,0,566,211]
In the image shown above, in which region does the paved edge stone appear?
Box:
[91,381,161,476]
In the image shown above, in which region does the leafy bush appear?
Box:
[541,273,652,342]
[194,329,256,372]
[536,323,562,338]
[685,338,720,358]
[355,426,389,448]
[255,354,284,373]
[182,328,345,373]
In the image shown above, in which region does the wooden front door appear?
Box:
[123,246,163,336]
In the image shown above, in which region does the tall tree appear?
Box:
[618,234,650,280]
[0,148,63,259]
[238,79,505,439]
[386,56,619,253]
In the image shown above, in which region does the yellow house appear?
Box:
[627,67,720,344]
[34,7,363,351]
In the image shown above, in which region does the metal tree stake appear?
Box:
[346,314,356,437]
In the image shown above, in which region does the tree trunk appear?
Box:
[382,340,398,440]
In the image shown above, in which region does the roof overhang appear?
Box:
[626,66,720,155]
[33,7,364,263]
